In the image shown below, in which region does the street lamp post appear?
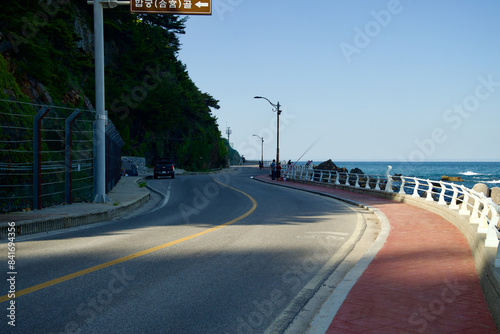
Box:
[253,134,264,167]
[254,96,281,164]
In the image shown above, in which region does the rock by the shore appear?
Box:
[472,183,490,197]
[350,168,364,175]
[314,159,363,175]
[314,159,338,171]
[441,175,464,182]
[466,183,490,207]
[491,187,500,206]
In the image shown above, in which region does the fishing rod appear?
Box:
[282,134,325,179]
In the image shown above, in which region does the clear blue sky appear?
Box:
[178,0,500,162]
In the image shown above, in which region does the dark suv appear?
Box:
[154,159,175,179]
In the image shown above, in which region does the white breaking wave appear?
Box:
[460,171,480,176]
[486,180,500,184]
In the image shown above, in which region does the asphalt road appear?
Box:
[0,166,372,334]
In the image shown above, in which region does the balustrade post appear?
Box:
[375,176,381,190]
[485,200,500,251]
[385,165,393,193]
[345,173,350,186]
[425,180,434,202]
[477,194,489,234]
[412,178,420,198]
[449,184,460,210]
[385,176,393,192]
[335,171,340,185]
[437,182,447,205]
[459,186,471,215]
[355,174,360,188]
[485,222,499,246]
[469,192,481,224]
[328,171,332,183]
[399,177,406,195]
[365,176,371,189]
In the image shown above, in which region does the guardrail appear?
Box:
[285,164,500,268]
[243,160,273,168]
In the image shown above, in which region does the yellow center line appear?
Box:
[0,179,257,303]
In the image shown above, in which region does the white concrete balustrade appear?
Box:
[283,164,500,268]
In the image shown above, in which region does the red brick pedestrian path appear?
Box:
[256,176,497,333]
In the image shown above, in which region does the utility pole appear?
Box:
[89,0,126,203]
[92,0,111,203]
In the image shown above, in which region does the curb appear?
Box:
[179,167,238,176]
[0,178,151,240]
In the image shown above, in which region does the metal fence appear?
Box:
[0,99,124,212]
[243,160,273,167]
[104,122,124,193]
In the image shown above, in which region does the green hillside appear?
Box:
[0,0,232,170]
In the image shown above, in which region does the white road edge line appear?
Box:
[147,181,171,214]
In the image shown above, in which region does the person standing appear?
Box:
[276,162,282,181]
[270,159,276,180]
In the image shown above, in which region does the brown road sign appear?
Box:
[131,0,212,15]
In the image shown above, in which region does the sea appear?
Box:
[295,161,500,190]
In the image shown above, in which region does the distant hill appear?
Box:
[222,138,242,165]
[0,0,235,170]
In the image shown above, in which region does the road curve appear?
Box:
[0,166,372,334]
